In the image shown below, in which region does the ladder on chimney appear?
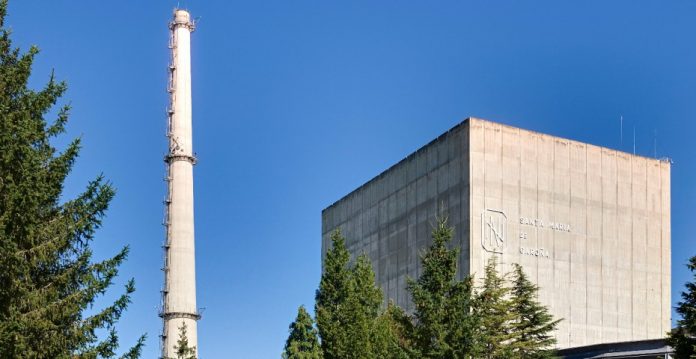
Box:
[159,24,177,359]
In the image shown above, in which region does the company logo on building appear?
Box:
[481,209,507,253]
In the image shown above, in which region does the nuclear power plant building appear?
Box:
[321,118,671,349]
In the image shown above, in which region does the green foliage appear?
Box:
[309,222,562,359]
[344,254,383,358]
[315,230,406,359]
[406,217,479,358]
[372,302,416,359]
[474,259,561,359]
[446,275,480,357]
[282,306,322,359]
[667,256,696,359]
[0,1,144,356]
[475,257,516,359]
[173,321,196,359]
[508,263,560,358]
[315,230,351,359]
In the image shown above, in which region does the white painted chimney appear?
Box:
[161,8,199,358]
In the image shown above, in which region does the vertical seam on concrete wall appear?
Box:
[499,124,504,269]
[629,157,635,338]
[644,160,648,339]
[518,128,522,283]
[600,148,605,341]
[614,151,619,339]
[535,133,540,284]
[584,143,588,346]
[461,125,466,278]
[483,122,489,269]
[552,137,557,340]
[470,121,476,276]
[659,162,663,333]
[667,164,671,330]
[567,140,572,346]
[469,122,478,276]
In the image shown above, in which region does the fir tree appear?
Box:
[508,263,560,359]
[0,1,144,356]
[315,229,351,359]
[475,257,515,359]
[406,217,479,358]
[667,255,696,359]
[282,306,322,359]
[173,321,196,359]
[345,254,383,358]
[372,302,415,359]
[447,275,480,357]
[315,230,403,358]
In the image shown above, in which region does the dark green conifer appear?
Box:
[475,257,515,359]
[173,321,196,359]
[372,302,416,359]
[315,230,405,358]
[282,306,322,359]
[315,230,351,359]
[447,275,480,357]
[407,217,479,358]
[508,263,560,358]
[667,256,696,359]
[0,1,144,356]
[345,254,383,358]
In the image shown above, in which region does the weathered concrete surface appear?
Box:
[322,118,670,349]
[323,123,471,311]
[162,9,198,358]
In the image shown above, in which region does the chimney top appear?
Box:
[173,9,191,25]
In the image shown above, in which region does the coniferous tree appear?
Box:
[282,306,322,359]
[315,230,351,359]
[406,217,479,358]
[371,302,415,359]
[173,321,196,359]
[0,1,144,356]
[447,275,481,357]
[315,230,405,359]
[345,254,383,358]
[314,230,350,359]
[508,263,560,358]
[667,256,696,359]
[475,257,515,359]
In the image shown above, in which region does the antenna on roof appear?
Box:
[653,129,657,158]
[633,126,636,155]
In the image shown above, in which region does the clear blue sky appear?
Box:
[6,1,696,357]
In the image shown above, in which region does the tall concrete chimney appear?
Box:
[160,9,199,358]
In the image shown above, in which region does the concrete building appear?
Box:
[322,118,671,349]
[160,9,200,358]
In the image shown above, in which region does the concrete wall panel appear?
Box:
[466,120,669,348]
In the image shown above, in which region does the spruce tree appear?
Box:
[282,306,322,359]
[406,217,479,358]
[667,255,696,359]
[173,322,196,359]
[447,275,480,357]
[345,254,383,358]
[315,230,403,358]
[315,230,351,359]
[372,302,415,359]
[0,1,144,357]
[475,257,515,359]
[508,263,560,358]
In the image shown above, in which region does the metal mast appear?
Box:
[160,9,199,358]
